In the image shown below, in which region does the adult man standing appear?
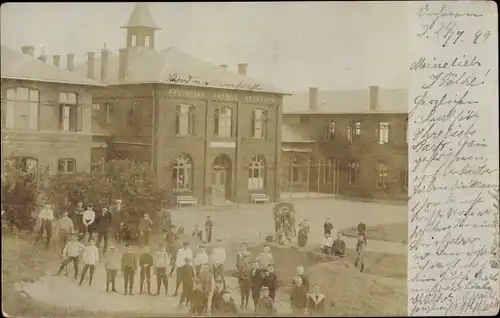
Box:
[111,199,124,244]
[153,244,170,296]
[173,241,193,296]
[96,207,112,252]
[211,239,226,284]
[205,216,213,243]
[35,202,55,249]
[82,204,96,242]
[139,213,153,245]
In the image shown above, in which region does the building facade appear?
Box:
[73,4,286,205]
[281,86,408,201]
[1,45,103,177]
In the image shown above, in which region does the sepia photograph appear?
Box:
[1,2,409,317]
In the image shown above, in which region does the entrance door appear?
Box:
[211,155,232,204]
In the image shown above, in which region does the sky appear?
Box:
[1,2,409,92]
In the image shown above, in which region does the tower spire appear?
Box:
[121,3,160,49]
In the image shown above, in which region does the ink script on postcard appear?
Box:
[408,1,499,316]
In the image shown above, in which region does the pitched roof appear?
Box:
[281,123,315,143]
[0,46,104,87]
[283,88,407,114]
[74,47,286,94]
[122,3,160,30]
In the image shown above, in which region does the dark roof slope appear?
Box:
[74,47,287,94]
[1,46,104,86]
[283,88,407,114]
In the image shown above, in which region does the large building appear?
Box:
[71,3,287,205]
[281,86,408,201]
[1,45,104,177]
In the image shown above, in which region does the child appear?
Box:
[258,246,274,270]
[82,204,96,242]
[256,286,275,315]
[199,264,215,312]
[218,291,238,315]
[290,276,307,314]
[297,219,310,247]
[122,243,138,295]
[211,279,227,313]
[105,245,120,292]
[153,244,170,296]
[305,284,326,315]
[263,264,278,301]
[194,245,209,278]
[57,211,74,252]
[56,234,84,279]
[192,224,203,241]
[139,213,153,245]
[250,260,263,309]
[355,234,366,272]
[321,233,333,255]
[79,239,99,286]
[139,246,153,294]
[238,253,252,309]
[189,279,207,315]
[236,242,249,271]
[179,257,195,308]
[331,233,347,257]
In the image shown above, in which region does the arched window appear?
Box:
[251,109,267,139]
[290,158,300,183]
[172,154,193,191]
[248,155,265,190]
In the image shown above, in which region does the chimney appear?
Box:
[369,86,379,110]
[119,48,129,81]
[66,53,74,71]
[309,87,318,111]
[220,64,228,70]
[52,55,60,67]
[237,63,248,76]
[21,45,35,57]
[38,54,47,63]
[86,52,95,79]
[100,46,109,81]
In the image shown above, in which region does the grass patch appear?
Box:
[341,222,407,243]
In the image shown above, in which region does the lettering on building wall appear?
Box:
[209,141,236,148]
[245,95,276,104]
[168,88,206,99]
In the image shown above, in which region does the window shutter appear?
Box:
[59,106,64,129]
[75,104,83,131]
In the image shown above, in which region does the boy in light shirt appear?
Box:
[258,246,274,270]
[105,245,121,293]
[55,234,85,279]
[211,239,226,283]
[79,239,99,286]
[194,244,209,278]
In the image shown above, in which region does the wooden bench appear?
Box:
[250,193,270,204]
[176,195,198,208]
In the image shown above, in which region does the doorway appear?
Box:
[211,154,232,204]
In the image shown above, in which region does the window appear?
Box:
[379,122,390,144]
[322,159,333,184]
[59,92,82,131]
[92,104,100,111]
[347,121,361,142]
[376,163,388,189]
[5,87,39,130]
[58,159,76,174]
[131,35,137,47]
[175,104,195,136]
[172,154,193,191]
[325,120,336,141]
[214,106,233,137]
[251,109,267,139]
[349,161,360,185]
[248,155,265,190]
[145,35,150,48]
[290,158,300,183]
[299,116,310,125]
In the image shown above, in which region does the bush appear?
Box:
[2,159,171,231]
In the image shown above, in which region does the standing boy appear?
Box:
[153,244,170,296]
[82,204,96,242]
[139,213,153,245]
[355,234,366,272]
[139,246,153,294]
[250,260,264,309]
[189,279,207,315]
[263,264,278,301]
[179,257,196,309]
[57,211,74,252]
[79,239,99,286]
[256,286,275,315]
[73,201,85,239]
[237,253,252,309]
[194,245,209,278]
[211,239,226,283]
[192,224,203,241]
[56,234,84,279]
[199,263,215,312]
[105,245,120,293]
[205,216,213,243]
[173,241,193,296]
[122,243,138,295]
[96,206,112,251]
